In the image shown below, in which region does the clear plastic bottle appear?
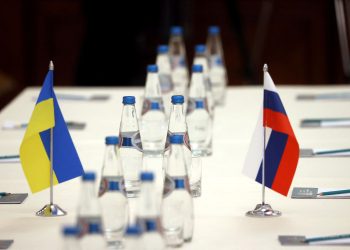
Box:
[193,44,215,116]
[187,65,212,156]
[162,135,194,244]
[98,137,128,249]
[156,45,174,115]
[167,95,192,169]
[61,226,81,250]
[124,224,142,250]
[80,223,106,250]
[77,172,103,238]
[136,172,164,250]
[206,26,225,67]
[168,26,189,96]
[141,65,167,155]
[119,96,143,198]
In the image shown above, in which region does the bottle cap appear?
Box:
[169,134,184,144]
[195,44,206,53]
[82,172,96,181]
[140,172,154,181]
[108,181,120,191]
[195,100,205,109]
[125,224,142,236]
[147,64,158,73]
[123,96,135,105]
[158,45,169,54]
[145,220,157,231]
[89,223,102,234]
[174,179,185,189]
[150,102,160,110]
[171,26,183,35]
[62,226,80,236]
[208,26,220,34]
[192,64,203,73]
[105,136,119,145]
[171,95,184,104]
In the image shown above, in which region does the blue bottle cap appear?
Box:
[125,224,142,236]
[62,226,80,236]
[171,95,184,104]
[171,26,183,35]
[105,136,119,145]
[195,100,205,109]
[147,64,158,73]
[108,181,120,191]
[82,172,96,181]
[123,96,135,105]
[89,223,102,234]
[174,179,185,189]
[169,134,184,144]
[208,26,220,34]
[195,44,206,53]
[140,172,154,181]
[145,220,157,231]
[192,64,203,73]
[150,102,160,110]
[158,45,169,54]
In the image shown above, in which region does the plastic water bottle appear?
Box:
[187,65,213,156]
[77,172,103,238]
[119,96,143,198]
[98,136,128,248]
[124,224,142,250]
[162,135,194,245]
[193,44,215,116]
[136,172,164,250]
[156,45,174,115]
[61,226,81,250]
[167,95,192,169]
[168,26,189,96]
[141,65,167,155]
[206,26,225,67]
[80,223,106,250]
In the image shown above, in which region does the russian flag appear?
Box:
[243,67,299,196]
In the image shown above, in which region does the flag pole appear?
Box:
[36,61,66,217]
[246,64,281,217]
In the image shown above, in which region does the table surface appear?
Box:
[1,85,350,250]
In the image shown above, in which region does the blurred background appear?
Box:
[0,0,350,109]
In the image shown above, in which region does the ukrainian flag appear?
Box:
[20,64,84,193]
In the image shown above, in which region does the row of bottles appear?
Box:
[161,25,228,106]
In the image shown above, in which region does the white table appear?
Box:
[1,86,350,250]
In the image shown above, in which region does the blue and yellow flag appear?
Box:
[20,64,84,193]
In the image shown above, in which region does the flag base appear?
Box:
[246,203,281,217]
[36,203,67,217]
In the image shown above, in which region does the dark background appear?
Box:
[0,0,349,109]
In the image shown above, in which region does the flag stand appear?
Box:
[246,64,281,218]
[36,61,66,217]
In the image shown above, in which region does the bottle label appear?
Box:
[186,97,210,115]
[136,217,162,234]
[98,176,126,197]
[163,175,191,197]
[166,131,191,151]
[77,216,103,237]
[119,131,143,152]
[159,73,174,94]
[209,55,222,68]
[141,98,165,116]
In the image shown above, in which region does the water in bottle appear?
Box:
[61,226,81,250]
[141,65,167,155]
[193,44,215,116]
[77,172,103,238]
[168,26,189,96]
[162,135,194,245]
[156,45,174,115]
[187,65,212,156]
[136,172,164,250]
[80,223,106,250]
[206,26,228,105]
[119,96,143,197]
[124,224,142,250]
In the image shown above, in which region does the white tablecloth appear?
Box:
[1,86,350,250]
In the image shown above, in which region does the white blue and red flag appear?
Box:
[243,67,299,196]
